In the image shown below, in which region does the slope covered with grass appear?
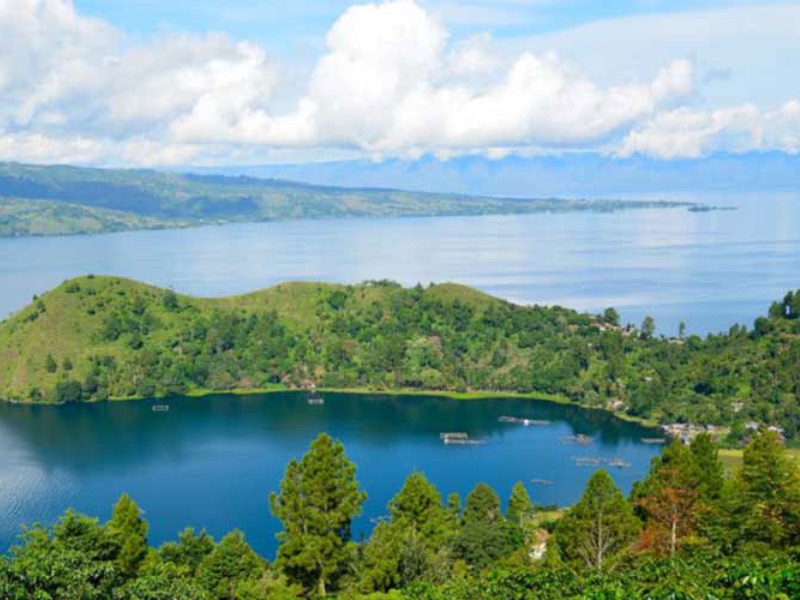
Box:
[0,162,701,237]
[1,276,798,442]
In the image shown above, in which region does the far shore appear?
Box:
[2,384,661,430]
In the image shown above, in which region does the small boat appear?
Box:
[152,405,170,412]
[608,459,632,469]
[641,438,667,445]
[307,393,325,406]
[531,478,553,486]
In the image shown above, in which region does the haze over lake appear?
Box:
[2,192,798,335]
[0,392,662,557]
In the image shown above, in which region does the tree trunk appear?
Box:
[670,516,677,557]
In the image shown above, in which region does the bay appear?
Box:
[0,392,662,557]
[1,192,798,335]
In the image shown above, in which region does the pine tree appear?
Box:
[689,433,724,502]
[198,530,264,600]
[733,431,800,547]
[389,472,452,545]
[462,483,501,525]
[556,470,639,569]
[362,472,454,591]
[160,528,216,576]
[270,433,366,597]
[507,482,535,525]
[107,494,149,578]
[637,440,700,556]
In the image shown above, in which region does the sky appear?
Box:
[0,0,798,166]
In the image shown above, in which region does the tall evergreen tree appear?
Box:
[389,472,452,545]
[462,483,502,525]
[637,439,700,556]
[270,433,366,597]
[362,472,454,591]
[160,528,216,576]
[507,482,535,525]
[198,530,264,600]
[107,494,149,578]
[733,431,800,547]
[556,470,639,569]
[689,433,724,502]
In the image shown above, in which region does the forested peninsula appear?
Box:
[1,275,798,442]
[0,162,703,238]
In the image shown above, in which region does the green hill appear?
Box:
[1,276,799,441]
[0,162,701,237]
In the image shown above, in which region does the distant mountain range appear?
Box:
[0,162,703,238]
[190,152,800,198]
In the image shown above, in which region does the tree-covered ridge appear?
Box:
[2,431,799,599]
[0,161,701,237]
[1,275,799,440]
[0,197,178,237]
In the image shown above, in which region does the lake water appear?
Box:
[0,392,662,557]
[0,191,798,556]
[0,192,798,335]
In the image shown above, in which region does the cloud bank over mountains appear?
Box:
[1,0,798,165]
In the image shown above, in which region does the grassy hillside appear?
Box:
[0,162,701,237]
[1,276,798,442]
[0,198,177,237]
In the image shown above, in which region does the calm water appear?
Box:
[0,393,661,557]
[0,192,798,335]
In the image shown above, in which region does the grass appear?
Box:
[718,448,800,474]
[0,161,703,238]
[0,274,662,434]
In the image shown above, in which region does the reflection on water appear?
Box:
[0,393,661,557]
[0,192,797,335]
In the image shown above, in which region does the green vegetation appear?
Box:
[3,431,799,599]
[0,198,176,237]
[0,161,700,237]
[270,434,366,596]
[1,276,799,442]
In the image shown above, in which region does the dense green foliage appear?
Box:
[3,432,800,599]
[270,433,366,596]
[0,197,175,237]
[0,162,698,237]
[1,275,799,441]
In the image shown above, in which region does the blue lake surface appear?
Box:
[0,191,798,556]
[0,392,661,557]
[0,192,798,335]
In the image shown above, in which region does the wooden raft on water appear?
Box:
[440,432,486,446]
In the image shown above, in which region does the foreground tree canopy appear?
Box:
[2,276,799,442]
[2,431,800,599]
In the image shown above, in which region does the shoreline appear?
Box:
[3,384,660,430]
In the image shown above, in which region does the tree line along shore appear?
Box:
[0,275,798,444]
[2,430,798,598]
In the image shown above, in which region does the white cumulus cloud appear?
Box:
[0,0,797,165]
[173,0,694,156]
[618,101,800,159]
